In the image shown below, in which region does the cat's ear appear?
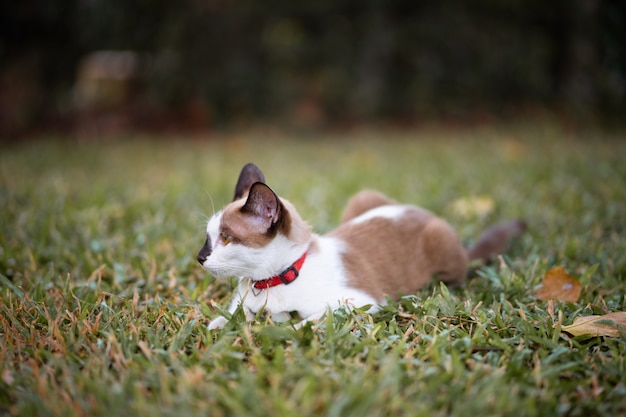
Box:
[241,182,281,227]
[233,163,266,201]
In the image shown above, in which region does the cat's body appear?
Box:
[197,163,525,329]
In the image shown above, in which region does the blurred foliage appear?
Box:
[1,0,625,134]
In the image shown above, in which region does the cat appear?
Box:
[197,163,526,330]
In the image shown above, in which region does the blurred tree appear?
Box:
[0,0,81,134]
[1,0,624,136]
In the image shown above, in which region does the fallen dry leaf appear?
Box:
[562,312,626,338]
[532,266,581,302]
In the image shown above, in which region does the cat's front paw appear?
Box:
[294,311,326,329]
[208,316,228,330]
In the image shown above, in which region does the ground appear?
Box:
[1,124,625,416]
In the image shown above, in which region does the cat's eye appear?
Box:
[220,234,232,246]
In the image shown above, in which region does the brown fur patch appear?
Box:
[340,190,396,223]
[220,197,311,248]
[466,220,527,262]
[279,199,312,245]
[329,206,468,301]
[221,200,274,248]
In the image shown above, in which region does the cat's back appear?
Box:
[327,204,435,260]
[326,203,467,300]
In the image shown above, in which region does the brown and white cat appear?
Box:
[197,163,525,329]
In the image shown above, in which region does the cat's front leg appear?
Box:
[295,311,327,329]
[208,297,239,330]
[208,296,255,330]
[270,311,291,323]
[208,309,256,329]
[208,315,228,330]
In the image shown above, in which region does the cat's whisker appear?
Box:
[192,210,210,229]
[206,191,217,215]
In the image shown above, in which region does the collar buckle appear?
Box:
[279,265,299,285]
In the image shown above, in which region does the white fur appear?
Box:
[204,227,380,329]
[349,204,409,225]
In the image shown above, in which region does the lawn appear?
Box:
[1,124,625,417]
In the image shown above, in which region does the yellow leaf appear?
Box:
[532,266,581,302]
[450,196,495,218]
[562,312,626,338]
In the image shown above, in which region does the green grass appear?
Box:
[1,124,625,417]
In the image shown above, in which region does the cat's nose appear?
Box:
[197,236,212,265]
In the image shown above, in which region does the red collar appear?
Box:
[253,252,307,290]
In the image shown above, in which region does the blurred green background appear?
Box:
[1,0,625,137]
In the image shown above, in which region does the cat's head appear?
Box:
[197,163,310,280]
